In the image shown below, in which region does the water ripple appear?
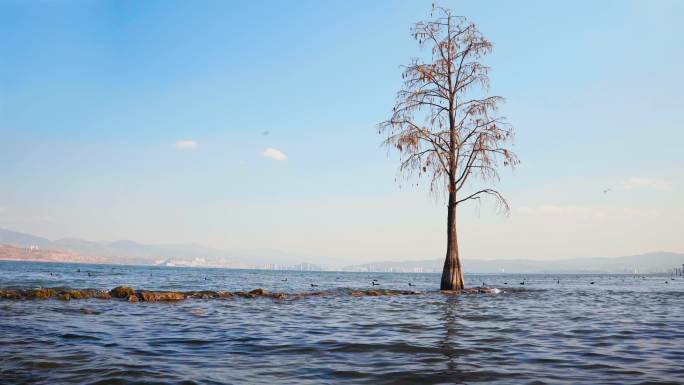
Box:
[1,261,683,384]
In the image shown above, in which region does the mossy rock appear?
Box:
[66,290,91,299]
[58,293,71,301]
[139,291,185,302]
[0,289,22,299]
[249,288,268,296]
[110,286,135,298]
[31,288,56,299]
[94,292,112,300]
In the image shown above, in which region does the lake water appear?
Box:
[1,261,683,384]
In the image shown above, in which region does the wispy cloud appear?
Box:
[262,147,287,161]
[623,177,672,191]
[175,140,198,150]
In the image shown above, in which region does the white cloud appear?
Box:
[262,147,287,161]
[175,140,198,150]
[623,177,672,191]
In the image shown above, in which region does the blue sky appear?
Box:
[1,0,682,265]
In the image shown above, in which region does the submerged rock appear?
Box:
[0,289,22,300]
[57,293,71,301]
[188,291,218,299]
[63,289,100,299]
[94,292,112,300]
[0,285,441,302]
[30,288,56,299]
[139,291,185,302]
[249,288,268,296]
[110,286,135,298]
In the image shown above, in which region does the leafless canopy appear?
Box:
[378,6,518,212]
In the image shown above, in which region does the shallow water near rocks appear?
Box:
[1,261,683,385]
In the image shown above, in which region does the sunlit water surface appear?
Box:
[1,261,683,384]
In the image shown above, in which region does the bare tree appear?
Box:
[378,5,518,291]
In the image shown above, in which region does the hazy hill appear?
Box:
[0,228,52,248]
[1,228,682,273]
[342,252,684,274]
[0,228,321,269]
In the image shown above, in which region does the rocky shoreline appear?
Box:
[0,285,504,302]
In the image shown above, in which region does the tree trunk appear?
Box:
[440,191,464,290]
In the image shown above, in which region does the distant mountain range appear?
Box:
[341,252,684,274]
[0,228,322,270]
[1,228,682,273]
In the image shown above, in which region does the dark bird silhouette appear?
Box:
[590,282,595,285]
[557,279,560,284]
[372,282,380,286]
[204,277,208,280]
[408,282,415,287]
[77,269,81,273]
[281,278,287,282]
[310,283,318,287]
[504,282,508,285]
[519,282,525,285]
